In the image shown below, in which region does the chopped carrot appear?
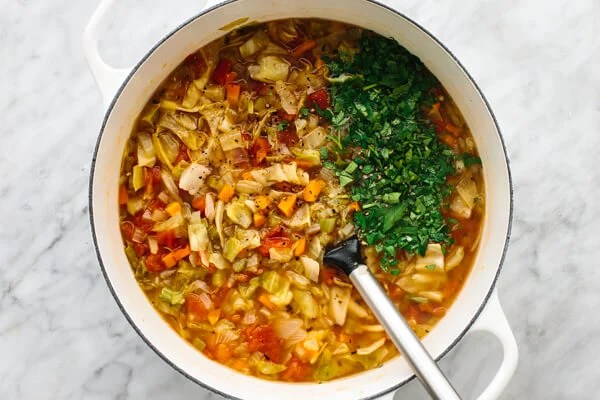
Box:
[258,292,277,310]
[347,201,361,212]
[207,309,221,325]
[293,237,306,256]
[231,358,248,371]
[191,194,206,212]
[173,245,191,260]
[277,194,297,217]
[255,195,272,210]
[445,123,461,137]
[253,213,267,228]
[315,57,326,69]
[215,343,232,363]
[161,253,177,269]
[165,202,181,216]
[303,179,326,202]
[439,133,457,147]
[118,184,128,205]
[338,333,351,343]
[292,39,316,58]
[161,245,191,268]
[218,183,235,202]
[418,302,434,313]
[294,159,315,169]
[241,171,254,181]
[432,306,447,318]
[226,83,241,106]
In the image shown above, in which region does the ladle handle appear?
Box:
[349,264,461,400]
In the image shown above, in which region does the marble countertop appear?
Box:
[1,0,598,398]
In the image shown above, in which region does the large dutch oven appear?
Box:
[85,0,518,399]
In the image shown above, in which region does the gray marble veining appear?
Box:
[0,0,598,399]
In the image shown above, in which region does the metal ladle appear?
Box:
[323,236,461,400]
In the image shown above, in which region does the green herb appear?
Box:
[459,153,482,167]
[276,121,289,131]
[300,107,310,117]
[425,264,437,271]
[325,33,455,270]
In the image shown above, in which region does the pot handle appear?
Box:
[83,0,222,108]
[378,290,517,400]
[469,289,519,400]
[82,0,131,108]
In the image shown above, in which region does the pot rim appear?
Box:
[88,1,514,398]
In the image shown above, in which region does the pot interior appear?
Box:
[90,1,511,399]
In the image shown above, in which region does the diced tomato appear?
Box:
[264,225,286,238]
[186,293,210,320]
[291,39,316,58]
[226,83,241,106]
[277,110,296,121]
[144,166,163,195]
[251,137,270,165]
[132,212,154,233]
[144,254,166,272]
[224,71,238,84]
[147,198,165,211]
[277,129,299,146]
[174,145,190,165]
[308,89,329,110]
[212,285,230,308]
[118,185,128,205]
[243,325,283,363]
[192,195,206,212]
[321,267,345,285]
[157,229,176,248]
[281,357,312,381]
[257,237,292,256]
[184,52,206,79]
[212,58,233,85]
[133,242,148,257]
[120,221,135,241]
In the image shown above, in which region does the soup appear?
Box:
[118,19,484,382]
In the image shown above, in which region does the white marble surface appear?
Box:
[1,0,598,399]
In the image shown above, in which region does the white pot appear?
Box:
[85,1,518,399]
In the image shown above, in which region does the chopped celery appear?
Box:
[159,287,185,306]
[319,218,336,233]
[223,237,245,262]
[132,165,145,192]
[126,197,144,216]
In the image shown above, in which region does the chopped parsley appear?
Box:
[276,121,289,131]
[324,33,456,271]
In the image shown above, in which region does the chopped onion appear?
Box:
[160,169,182,202]
[196,292,213,311]
[147,236,158,254]
[131,227,146,244]
[157,191,170,204]
[241,309,258,325]
[187,279,211,293]
[300,256,320,283]
[356,338,386,355]
[204,193,215,222]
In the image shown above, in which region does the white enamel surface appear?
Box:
[90,1,511,399]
